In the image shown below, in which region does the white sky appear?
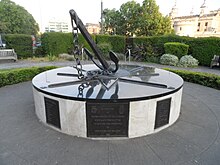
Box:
[11,0,220,32]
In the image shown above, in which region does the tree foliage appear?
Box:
[103,0,172,36]
[103,8,120,35]
[0,0,39,34]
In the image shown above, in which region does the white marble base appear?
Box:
[33,87,183,139]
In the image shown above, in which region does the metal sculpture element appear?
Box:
[69,9,119,73]
[48,9,173,97]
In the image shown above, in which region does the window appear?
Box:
[180,27,182,31]
[205,22,208,31]
[197,22,201,32]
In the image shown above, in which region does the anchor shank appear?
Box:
[69,9,110,71]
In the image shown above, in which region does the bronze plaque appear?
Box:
[86,102,129,137]
[44,97,61,129]
[154,98,171,129]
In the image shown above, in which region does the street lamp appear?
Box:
[101,0,104,34]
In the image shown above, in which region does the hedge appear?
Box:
[186,37,220,66]
[133,35,186,58]
[0,66,57,88]
[164,42,189,58]
[0,66,219,90]
[41,32,73,56]
[133,35,220,66]
[39,33,220,66]
[41,33,95,56]
[96,35,126,53]
[164,68,220,90]
[5,34,33,59]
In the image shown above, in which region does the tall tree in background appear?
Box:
[117,1,141,36]
[103,8,120,35]
[138,0,171,36]
[103,0,172,36]
[0,0,39,34]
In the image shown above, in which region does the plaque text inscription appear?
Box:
[86,102,129,137]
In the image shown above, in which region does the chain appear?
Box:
[76,59,84,79]
[71,17,84,79]
[77,82,89,98]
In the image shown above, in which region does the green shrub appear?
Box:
[164,42,189,58]
[133,36,220,66]
[178,55,199,67]
[97,42,112,57]
[186,37,220,66]
[0,66,57,88]
[39,33,220,66]
[47,53,57,61]
[160,54,179,66]
[96,35,125,53]
[164,68,220,90]
[41,32,72,56]
[145,56,160,63]
[5,34,33,59]
[78,33,95,52]
[133,35,187,58]
[41,32,95,56]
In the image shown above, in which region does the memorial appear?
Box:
[32,10,183,139]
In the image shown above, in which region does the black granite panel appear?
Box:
[154,98,171,129]
[44,97,61,129]
[86,102,129,137]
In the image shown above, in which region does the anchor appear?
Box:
[48,9,173,97]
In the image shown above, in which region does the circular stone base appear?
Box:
[32,64,183,139]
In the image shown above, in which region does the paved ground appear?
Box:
[0,60,220,76]
[0,60,220,164]
[0,81,220,165]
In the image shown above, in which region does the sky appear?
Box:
[10,0,220,32]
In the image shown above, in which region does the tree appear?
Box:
[160,16,174,35]
[103,8,120,35]
[117,1,141,36]
[137,0,171,36]
[0,0,39,34]
[103,0,172,37]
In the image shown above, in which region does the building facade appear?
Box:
[45,19,70,33]
[85,23,100,34]
[170,0,220,37]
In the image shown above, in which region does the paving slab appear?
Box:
[0,81,220,165]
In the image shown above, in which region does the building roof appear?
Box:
[200,13,218,17]
[174,12,218,19]
[174,15,199,19]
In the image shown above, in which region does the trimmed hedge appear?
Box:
[133,35,220,66]
[164,42,189,58]
[0,65,219,91]
[41,33,95,56]
[97,42,112,58]
[0,66,57,88]
[186,37,220,66]
[41,32,72,56]
[96,34,126,53]
[39,33,220,66]
[164,68,220,90]
[133,35,186,58]
[5,34,33,59]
